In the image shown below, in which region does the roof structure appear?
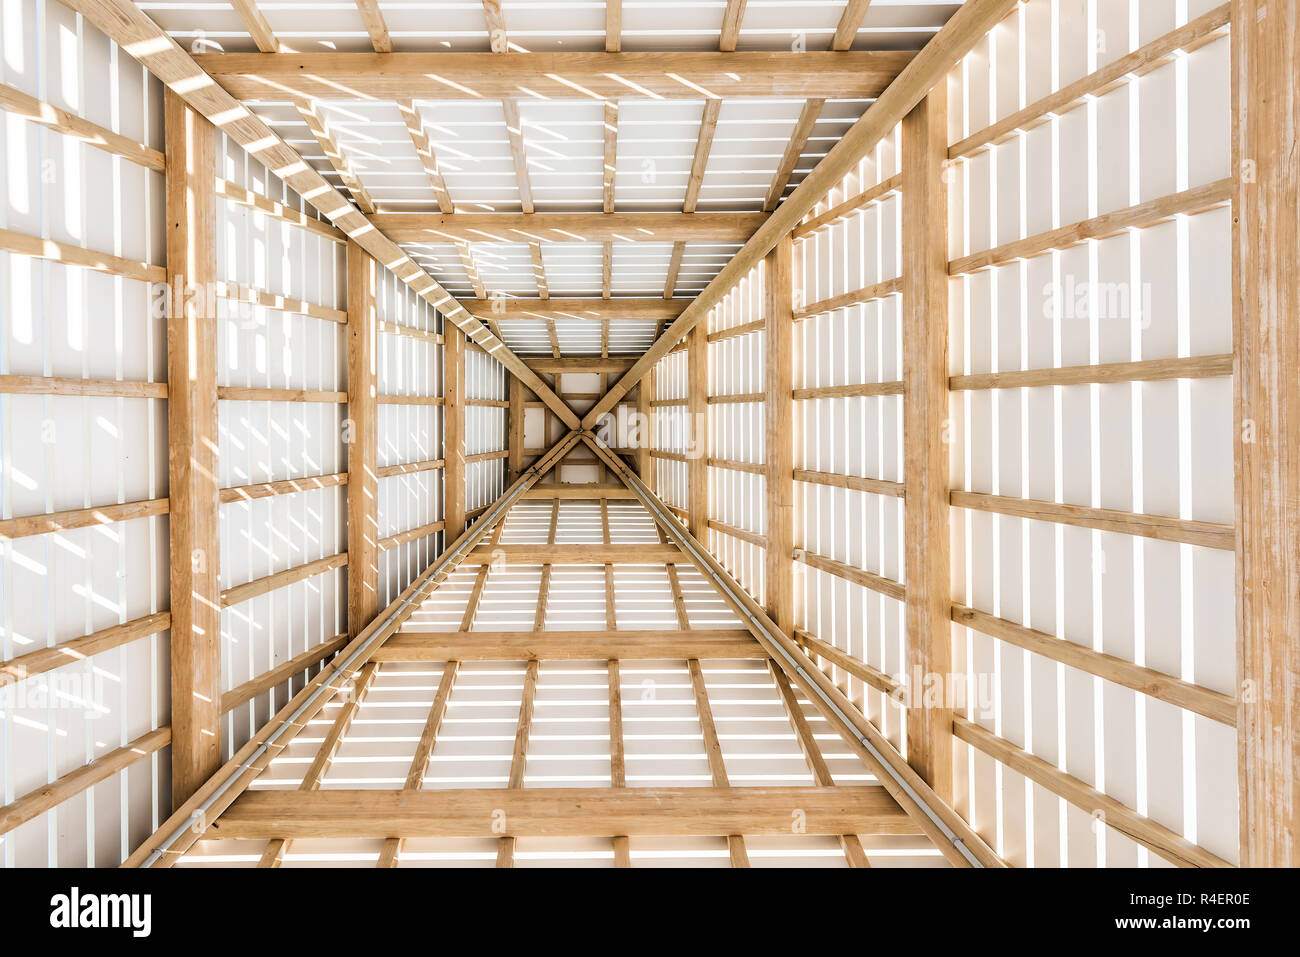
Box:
[0,0,1294,876]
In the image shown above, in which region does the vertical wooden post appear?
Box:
[164,88,221,806]
[765,234,795,635]
[637,370,653,485]
[444,324,466,542]
[688,324,708,540]
[346,241,379,638]
[508,375,525,483]
[901,89,952,802]
[1233,0,1300,867]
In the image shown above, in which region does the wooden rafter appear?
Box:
[372,211,763,244]
[230,0,279,52]
[605,0,622,52]
[294,98,376,214]
[465,298,686,321]
[718,0,748,52]
[192,51,913,100]
[354,0,393,52]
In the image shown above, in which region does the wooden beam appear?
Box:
[580,0,1025,429]
[211,786,919,839]
[718,0,748,51]
[508,376,526,481]
[377,661,459,866]
[605,0,622,51]
[372,211,765,244]
[608,657,629,865]
[192,51,914,100]
[164,88,221,807]
[0,498,168,540]
[901,89,951,801]
[765,235,794,634]
[950,490,1234,550]
[954,717,1232,868]
[230,0,279,52]
[524,357,637,374]
[354,0,393,52]
[379,630,764,660]
[1233,0,1300,867]
[688,659,749,864]
[501,98,534,214]
[764,99,822,211]
[1,612,171,685]
[465,298,687,321]
[294,98,376,214]
[221,633,348,714]
[258,661,380,867]
[482,0,509,51]
[521,483,637,499]
[444,326,466,541]
[347,241,380,638]
[769,661,871,866]
[498,657,539,866]
[462,543,683,565]
[688,324,708,540]
[832,0,873,50]
[0,81,165,171]
[603,100,619,213]
[664,243,685,299]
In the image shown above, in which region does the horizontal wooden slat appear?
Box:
[951,604,1236,725]
[949,354,1234,391]
[524,357,638,374]
[194,50,914,101]
[707,457,765,476]
[0,727,172,837]
[708,392,764,405]
[466,298,687,322]
[952,717,1231,867]
[950,490,1234,549]
[214,178,346,242]
[378,320,441,345]
[707,518,766,547]
[794,549,906,602]
[706,318,766,343]
[377,459,444,479]
[794,276,901,321]
[948,5,1231,160]
[792,174,901,240]
[949,178,1233,275]
[1,611,171,684]
[0,227,164,283]
[373,211,766,244]
[220,472,348,504]
[207,786,919,839]
[794,380,903,401]
[378,393,443,406]
[379,629,765,659]
[795,629,901,696]
[0,81,166,170]
[463,544,685,565]
[378,520,444,551]
[0,498,168,539]
[522,484,637,499]
[221,553,348,607]
[466,449,509,464]
[0,374,167,399]
[794,468,904,498]
[217,386,346,403]
[217,280,346,323]
[219,632,348,714]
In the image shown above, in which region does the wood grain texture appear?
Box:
[901,90,951,801]
[347,242,380,638]
[164,88,221,807]
[765,236,794,633]
[1233,0,1300,867]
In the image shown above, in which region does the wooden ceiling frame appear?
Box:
[66,0,584,431]
[581,0,1025,430]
